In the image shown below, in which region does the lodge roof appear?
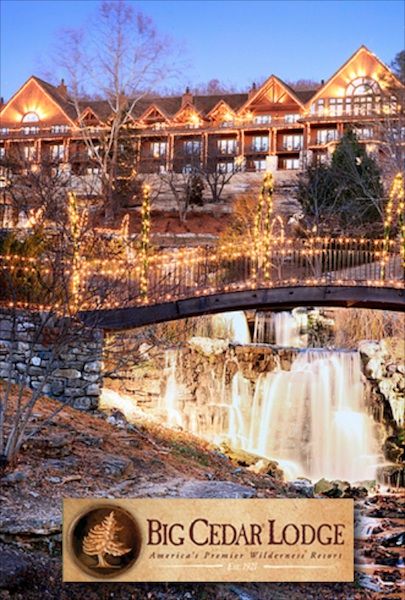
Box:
[31,76,78,121]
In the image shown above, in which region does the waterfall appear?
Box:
[161,348,379,482]
[244,351,379,482]
[211,311,251,344]
[253,310,306,347]
[160,350,183,428]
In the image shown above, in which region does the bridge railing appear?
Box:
[1,237,403,312]
[78,237,403,310]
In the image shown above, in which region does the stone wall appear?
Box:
[0,310,103,410]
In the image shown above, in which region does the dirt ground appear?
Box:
[0,388,397,599]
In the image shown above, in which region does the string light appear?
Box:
[139,183,151,299]
[1,235,402,311]
[67,191,88,313]
[382,172,405,275]
[252,172,274,281]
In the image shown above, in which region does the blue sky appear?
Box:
[1,0,404,100]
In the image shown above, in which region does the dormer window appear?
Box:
[22,111,40,123]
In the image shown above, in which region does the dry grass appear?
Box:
[333,308,405,354]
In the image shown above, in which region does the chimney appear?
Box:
[321,79,325,86]
[248,82,257,99]
[57,78,68,99]
[182,86,193,107]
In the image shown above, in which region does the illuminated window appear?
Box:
[22,111,40,123]
[217,139,237,155]
[252,136,269,152]
[282,134,303,150]
[280,157,300,170]
[253,159,267,171]
[216,160,234,173]
[253,114,271,124]
[329,98,344,116]
[51,125,70,134]
[346,77,380,96]
[316,129,338,144]
[355,127,373,139]
[23,145,36,161]
[151,141,167,158]
[284,114,300,123]
[50,144,65,161]
[23,126,40,135]
[183,140,201,155]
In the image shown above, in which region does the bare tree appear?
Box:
[55,0,177,223]
[0,144,100,228]
[198,155,244,204]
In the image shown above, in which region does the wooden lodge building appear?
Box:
[0,45,403,216]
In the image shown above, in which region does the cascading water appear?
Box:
[161,347,380,482]
[253,310,307,348]
[211,311,251,344]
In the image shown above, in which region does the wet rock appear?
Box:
[381,531,405,547]
[188,337,228,357]
[178,480,256,498]
[376,464,405,488]
[288,478,314,497]
[359,340,388,360]
[248,458,284,480]
[357,572,385,592]
[343,486,368,499]
[365,357,385,380]
[220,443,264,467]
[383,438,403,463]
[314,478,350,496]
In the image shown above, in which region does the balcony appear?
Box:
[141,151,167,160]
[277,144,302,152]
[245,144,269,154]
[215,146,238,157]
[0,128,71,140]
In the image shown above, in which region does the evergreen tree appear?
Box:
[331,129,383,227]
[297,129,384,234]
[390,50,405,84]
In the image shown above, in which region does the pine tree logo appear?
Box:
[82,510,132,568]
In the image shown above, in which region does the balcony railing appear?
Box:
[246,145,269,154]
[278,144,302,152]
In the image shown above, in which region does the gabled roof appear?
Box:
[294,89,318,103]
[30,76,77,120]
[206,99,237,120]
[137,102,170,123]
[0,76,77,126]
[78,100,112,122]
[308,45,404,105]
[172,101,204,123]
[239,75,306,114]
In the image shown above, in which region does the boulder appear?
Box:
[100,453,132,478]
[178,480,256,498]
[188,337,228,357]
[288,478,314,497]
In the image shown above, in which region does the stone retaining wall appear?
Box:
[0,310,103,410]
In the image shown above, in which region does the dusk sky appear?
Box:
[1,0,404,100]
